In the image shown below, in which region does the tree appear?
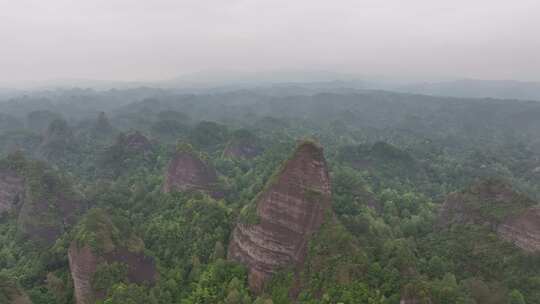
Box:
[509,289,526,304]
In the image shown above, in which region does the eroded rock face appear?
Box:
[68,243,158,304]
[438,179,540,253]
[68,244,98,304]
[228,142,332,292]
[0,169,24,214]
[162,151,220,197]
[497,207,540,253]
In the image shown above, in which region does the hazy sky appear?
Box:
[1,0,540,85]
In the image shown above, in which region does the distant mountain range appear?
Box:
[395,79,540,101]
[3,72,540,102]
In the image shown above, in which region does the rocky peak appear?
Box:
[162,147,220,198]
[438,178,535,227]
[94,112,113,134]
[39,118,75,159]
[16,160,84,246]
[68,209,157,304]
[86,112,116,143]
[223,129,262,159]
[439,178,540,253]
[228,141,332,293]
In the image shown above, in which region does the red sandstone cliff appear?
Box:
[497,207,540,253]
[68,243,158,304]
[438,179,540,253]
[162,151,220,198]
[68,210,158,304]
[228,141,332,292]
[68,244,98,304]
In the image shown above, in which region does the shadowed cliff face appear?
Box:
[12,161,84,246]
[228,142,332,293]
[18,192,80,245]
[68,244,98,304]
[0,169,24,215]
[68,244,158,304]
[68,210,158,304]
[439,179,540,253]
[162,151,220,198]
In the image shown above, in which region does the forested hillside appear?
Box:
[1,86,539,304]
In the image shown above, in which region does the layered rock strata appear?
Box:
[228,141,332,292]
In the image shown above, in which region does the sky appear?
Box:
[1,0,540,85]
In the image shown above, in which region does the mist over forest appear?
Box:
[2,1,540,304]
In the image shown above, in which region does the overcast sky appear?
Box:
[1,0,540,85]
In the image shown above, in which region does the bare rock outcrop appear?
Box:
[497,207,540,253]
[438,178,540,253]
[162,150,220,198]
[68,210,157,304]
[0,168,24,214]
[68,244,98,304]
[68,244,158,304]
[228,141,332,292]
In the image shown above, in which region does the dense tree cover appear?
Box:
[1,86,540,303]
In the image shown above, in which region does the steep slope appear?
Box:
[162,146,220,198]
[228,141,332,292]
[223,129,263,159]
[97,132,155,177]
[68,209,157,304]
[16,159,84,246]
[439,179,540,252]
[497,207,540,253]
[0,275,31,304]
[0,168,24,215]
